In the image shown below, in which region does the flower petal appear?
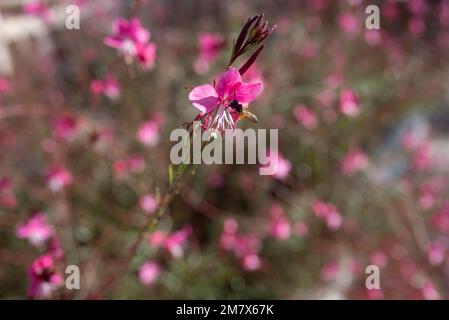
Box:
[234,82,262,103]
[215,67,242,98]
[189,84,219,113]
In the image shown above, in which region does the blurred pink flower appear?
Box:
[45,166,72,192]
[27,254,63,299]
[294,222,309,237]
[242,254,262,271]
[194,33,225,74]
[136,42,157,70]
[138,261,161,285]
[136,120,160,146]
[426,242,446,266]
[261,151,291,181]
[339,89,360,117]
[268,203,291,240]
[140,194,158,214]
[431,203,449,234]
[421,281,440,300]
[90,74,121,100]
[411,143,431,171]
[312,199,342,231]
[149,225,192,258]
[16,213,53,247]
[340,149,369,176]
[0,177,17,209]
[294,105,318,130]
[370,251,388,268]
[408,16,425,37]
[53,115,78,141]
[23,0,52,22]
[0,78,11,93]
[320,260,340,281]
[338,13,359,34]
[104,17,156,69]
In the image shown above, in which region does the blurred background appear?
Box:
[1,0,449,299]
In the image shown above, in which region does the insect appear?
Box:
[228,99,259,123]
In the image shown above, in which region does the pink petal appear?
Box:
[189,84,219,113]
[234,82,262,103]
[103,36,122,49]
[215,67,242,98]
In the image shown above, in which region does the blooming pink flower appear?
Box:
[294,105,318,130]
[340,149,369,176]
[369,251,388,268]
[16,213,53,247]
[27,254,63,299]
[339,89,360,117]
[194,33,224,74]
[136,120,160,146]
[138,261,161,285]
[312,199,343,231]
[140,194,158,214]
[90,74,120,100]
[271,152,292,181]
[189,67,262,130]
[45,166,72,192]
[53,115,78,141]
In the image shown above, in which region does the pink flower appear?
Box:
[312,199,342,231]
[408,16,425,37]
[149,225,192,258]
[138,261,161,285]
[189,67,262,130]
[0,177,17,209]
[242,254,262,271]
[431,204,449,234]
[320,260,340,281]
[339,89,360,117]
[90,74,120,100]
[0,78,11,93]
[411,143,431,171]
[269,151,292,181]
[23,0,52,22]
[294,105,317,130]
[194,33,224,74]
[53,115,78,141]
[104,17,156,69]
[340,149,369,176]
[140,194,158,214]
[339,13,359,34]
[16,213,53,247]
[421,281,440,300]
[427,242,446,266]
[268,203,291,240]
[45,166,72,192]
[294,222,309,236]
[136,42,157,70]
[136,120,160,146]
[27,255,63,299]
[369,251,388,268]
